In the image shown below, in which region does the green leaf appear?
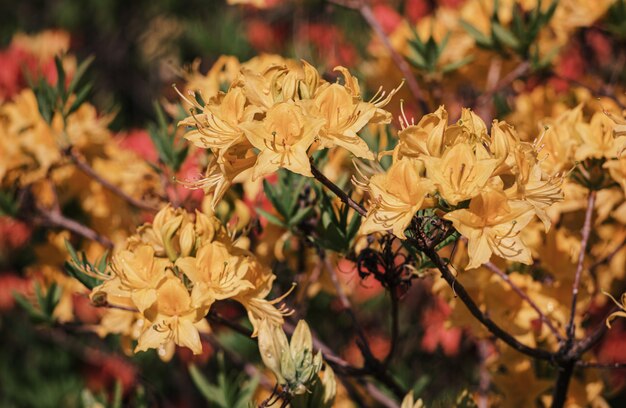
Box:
[65,56,94,100]
[492,22,520,50]
[54,55,66,101]
[441,55,475,74]
[189,364,225,406]
[460,20,493,48]
[288,206,314,228]
[256,208,287,228]
[0,190,18,216]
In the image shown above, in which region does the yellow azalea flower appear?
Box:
[539,106,583,174]
[130,205,192,260]
[395,105,448,159]
[309,83,377,160]
[112,245,170,312]
[181,86,259,156]
[604,291,626,328]
[508,162,563,231]
[361,158,434,239]
[136,275,205,355]
[184,55,241,102]
[175,241,254,309]
[604,156,626,196]
[239,101,325,180]
[234,257,290,334]
[182,141,257,208]
[490,119,520,172]
[423,142,498,205]
[400,391,424,408]
[575,111,623,161]
[445,189,535,269]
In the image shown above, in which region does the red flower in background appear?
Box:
[246,18,287,52]
[403,0,432,24]
[298,23,358,68]
[372,3,402,35]
[0,274,33,312]
[421,297,462,357]
[0,217,31,252]
[0,37,63,101]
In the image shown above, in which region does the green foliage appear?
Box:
[189,353,258,408]
[606,0,626,39]
[148,102,189,172]
[0,189,18,217]
[407,30,474,75]
[258,170,314,230]
[461,0,558,61]
[64,240,108,290]
[13,282,62,324]
[310,184,361,254]
[33,55,94,125]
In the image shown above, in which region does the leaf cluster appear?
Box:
[407,30,473,76]
[32,55,94,125]
[461,0,557,63]
[13,282,61,324]
[188,353,258,408]
[258,170,361,254]
[64,240,108,290]
[148,102,189,172]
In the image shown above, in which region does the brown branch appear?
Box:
[66,147,159,211]
[423,247,554,362]
[576,361,626,369]
[39,207,114,249]
[383,288,400,367]
[566,190,596,343]
[475,61,530,108]
[329,0,430,114]
[552,74,626,111]
[552,190,597,408]
[484,261,564,342]
[310,163,367,217]
[310,161,553,363]
[589,238,626,273]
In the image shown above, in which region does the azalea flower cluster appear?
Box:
[91,205,289,358]
[178,58,401,207]
[360,106,564,269]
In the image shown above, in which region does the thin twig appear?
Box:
[66,147,159,211]
[424,247,554,362]
[475,61,530,108]
[484,261,564,342]
[40,207,114,248]
[329,0,430,114]
[310,163,367,217]
[322,253,369,347]
[383,289,399,367]
[576,361,626,369]
[566,191,596,344]
[589,238,626,273]
[552,74,626,111]
[310,162,554,362]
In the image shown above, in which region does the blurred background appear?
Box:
[2,0,626,407]
[0,0,369,130]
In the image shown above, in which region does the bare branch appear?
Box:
[329,0,430,114]
[484,261,564,342]
[310,163,367,217]
[66,147,160,212]
[566,190,596,343]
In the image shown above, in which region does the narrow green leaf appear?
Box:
[256,208,287,228]
[460,20,493,48]
[66,56,94,97]
[492,22,521,50]
[54,55,66,101]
